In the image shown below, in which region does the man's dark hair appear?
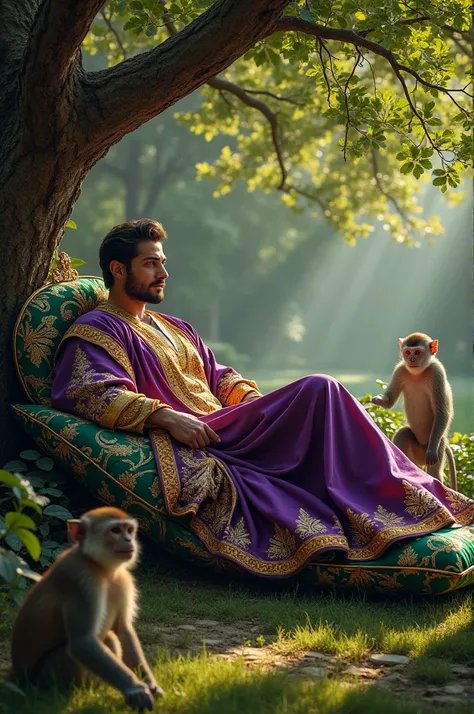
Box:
[99,219,167,288]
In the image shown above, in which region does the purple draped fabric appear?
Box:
[51,306,474,578]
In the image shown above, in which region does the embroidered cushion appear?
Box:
[11,403,474,596]
[13,277,108,405]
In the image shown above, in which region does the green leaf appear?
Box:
[0,549,19,582]
[20,450,42,461]
[65,219,77,229]
[36,457,55,472]
[2,460,27,473]
[5,512,37,532]
[420,160,432,169]
[39,488,63,497]
[298,8,315,24]
[39,523,50,536]
[70,258,86,268]
[400,162,414,174]
[16,528,41,561]
[433,176,446,186]
[43,505,73,520]
[18,498,43,515]
[145,23,157,36]
[0,470,24,488]
[5,531,22,552]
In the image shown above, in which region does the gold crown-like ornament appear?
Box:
[48,252,79,284]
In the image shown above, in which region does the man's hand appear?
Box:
[147,408,220,449]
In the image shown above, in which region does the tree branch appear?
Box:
[101,8,128,60]
[242,89,304,105]
[370,149,413,226]
[271,16,472,113]
[80,0,292,148]
[208,77,288,189]
[23,0,105,94]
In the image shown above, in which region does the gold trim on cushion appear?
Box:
[56,323,136,382]
[96,303,222,415]
[11,405,166,515]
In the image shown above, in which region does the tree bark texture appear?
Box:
[0,0,291,462]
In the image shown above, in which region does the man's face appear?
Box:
[124,240,168,304]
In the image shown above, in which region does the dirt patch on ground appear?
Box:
[139,618,474,708]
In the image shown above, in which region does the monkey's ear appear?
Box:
[430,340,439,355]
[67,519,85,542]
[398,338,404,348]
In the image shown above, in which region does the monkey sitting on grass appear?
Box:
[372,332,457,490]
[10,507,163,711]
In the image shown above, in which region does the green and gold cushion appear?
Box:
[13,277,108,406]
[11,404,474,595]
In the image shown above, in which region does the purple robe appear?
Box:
[51,303,474,578]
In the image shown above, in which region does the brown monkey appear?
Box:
[10,507,163,711]
[372,333,457,490]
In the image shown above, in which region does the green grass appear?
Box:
[253,370,472,434]
[1,555,473,713]
[408,656,453,685]
[0,650,471,714]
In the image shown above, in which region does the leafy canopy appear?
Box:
[84,0,472,244]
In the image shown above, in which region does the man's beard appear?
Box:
[124,271,164,304]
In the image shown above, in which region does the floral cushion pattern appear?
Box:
[11,277,474,595]
[12,403,474,596]
[13,277,109,405]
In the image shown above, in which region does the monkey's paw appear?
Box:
[124,684,154,711]
[425,447,439,466]
[371,395,388,408]
[148,681,165,697]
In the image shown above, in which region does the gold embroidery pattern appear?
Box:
[96,303,222,415]
[216,369,261,406]
[98,481,115,504]
[17,313,59,367]
[267,523,297,559]
[225,517,251,549]
[57,323,135,382]
[403,480,439,518]
[374,505,405,528]
[333,517,345,535]
[200,492,234,534]
[397,545,419,567]
[65,346,128,427]
[347,509,376,546]
[149,477,162,499]
[118,472,138,490]
[179,451,225,503]
[346,508,453,560]
[446,490,474,514]
[115,395,167,432]
[295,508,327,538]
[59,424,79,441]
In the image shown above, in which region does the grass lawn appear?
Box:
[1,547,473,713]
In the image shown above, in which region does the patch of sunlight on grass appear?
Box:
[267,592,474,662]
[275,620,372,661]
[408,656,453,685]
[1,650,470,714]
[380,599,474,659]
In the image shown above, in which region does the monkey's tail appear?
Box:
[446,446,458,492]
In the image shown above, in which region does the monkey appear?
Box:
[10,507,164,711]
[371,332,457,490]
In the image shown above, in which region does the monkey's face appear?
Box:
[401,345,431,372]
[105,520,138,564]
[82,517,139,570]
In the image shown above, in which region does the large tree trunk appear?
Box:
[0,0,291,463]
